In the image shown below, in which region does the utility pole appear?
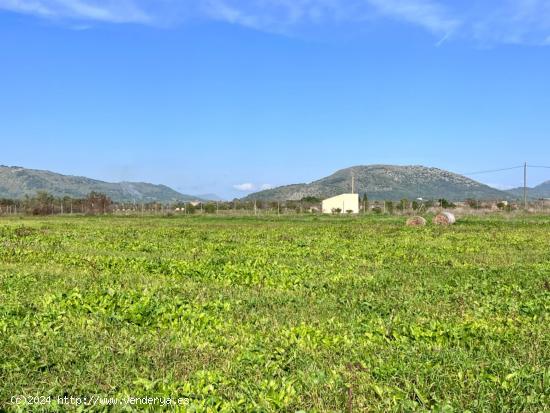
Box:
[523,162,527,211]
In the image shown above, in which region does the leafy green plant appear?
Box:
[0,214,548,412]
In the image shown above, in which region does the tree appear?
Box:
[397,198,409,212]
[422,200,435,209]
[0,198,15,207]
[301,196,321,203]
[361,193,369,213]
[85,192,112,214]
[28,191,55,215]
[204,203,216,214]
[62,196,73,214]
[439,198,456,209]
[465,199,479,209]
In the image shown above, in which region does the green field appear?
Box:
[1,215,549,412]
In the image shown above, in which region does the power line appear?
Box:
[462,165,524,176]
[463,165,550,175]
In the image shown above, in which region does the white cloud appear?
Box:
[233,182,256,191]
[0,0,52,16]
[486,183,516,190]
[470,0,550,46]
[201,0,263,30]
[232,182,274,192]
[0,0,459,34]
[366,0,460,35]
[0,0,150,23]
[1,1,549,45]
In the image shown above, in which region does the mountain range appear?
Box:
[506,181,550,199]
[243,165,524,201]
[1,164,548,203]
[0,166,199,203]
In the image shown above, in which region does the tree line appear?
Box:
[1,191,519,216]
[0,191,112,215]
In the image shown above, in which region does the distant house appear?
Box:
[322,194,359,214]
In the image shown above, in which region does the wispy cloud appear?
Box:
[470,0,550,46]
[0,0,150,23]
[233,182,255,191]
[367,0,459,35]
[0,0,52,16]
[1,1,550,45]
[233,182,273,192]
[486,182,515,190]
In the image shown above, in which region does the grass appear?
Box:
[0,214,549,412]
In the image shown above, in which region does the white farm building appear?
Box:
[322,193,359,214]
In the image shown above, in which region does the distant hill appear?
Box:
[195,193,224,201]
[506,181,550,199]
[0,166,198,203]
[242,165,510,201]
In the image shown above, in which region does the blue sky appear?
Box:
[1,1,550,199]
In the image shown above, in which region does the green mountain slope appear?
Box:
[506,181,550,199]
[242,165,510,201]
[0,166,197,202]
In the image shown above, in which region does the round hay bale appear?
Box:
[434,211,456,225]
[406,216,427,227]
